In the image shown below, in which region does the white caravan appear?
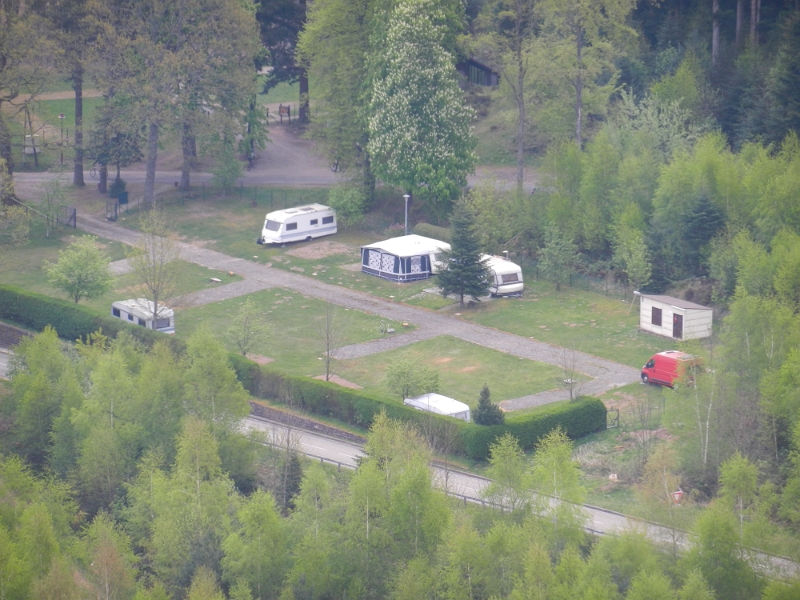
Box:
[111,298,175,334]
[258,203,337,245]
[484,255,524,296]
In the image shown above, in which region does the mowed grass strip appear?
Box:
[174,289,409,377]
[335,335,565,406]
[458,280,665,369]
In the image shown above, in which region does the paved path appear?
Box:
[79,214,640,409]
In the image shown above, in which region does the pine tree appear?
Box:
[438,201,491,307]
[473,384,504,426]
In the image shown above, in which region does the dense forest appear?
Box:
[2,0,800,598]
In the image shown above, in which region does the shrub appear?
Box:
[108,177,126,198]
[413,222,451,243]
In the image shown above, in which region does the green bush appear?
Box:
[0,284,185,353]
[413,223,452,243]
[108,177,126,198]
[460,397,608,459]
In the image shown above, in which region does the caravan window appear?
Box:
[155,318,171,330]
[501,273,519,283]
[310,219,318,225]
[322,216,334,224]
[265,220,280,231]
[112,307,121,317]
[138,318,146,326]
[286,222,298,231]
[128,314,134,321]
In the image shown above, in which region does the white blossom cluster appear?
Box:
[367,0,476,204]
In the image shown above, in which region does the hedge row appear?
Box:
[0,284,185,353]
[459,398,608,459]
[412,223,452,243]
[229,354,608,460]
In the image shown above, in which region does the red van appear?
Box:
[641,351,702,387]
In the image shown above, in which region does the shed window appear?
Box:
[286,222,298,231]
[322,216,334,224]
[501,273,519,283]
[112,307,121,318]
[310,219,318,225]
[652,307,662,326]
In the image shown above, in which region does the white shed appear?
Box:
[637,293,712,341]
[404,393,471,422]
[361,234,451,282]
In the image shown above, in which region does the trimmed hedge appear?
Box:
[459,397,608,459]
[229,353,608,460]
[413,223,451,243]
[0,284,185,353]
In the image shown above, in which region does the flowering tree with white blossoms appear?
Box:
[367,0,476,214]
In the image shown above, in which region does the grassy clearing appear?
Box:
[33,97,103,133]
[0,225,239,317]
[336,335,564,406]
[175,289,408,377]
[458,278,664,369]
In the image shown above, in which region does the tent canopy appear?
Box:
[361,234,450,258]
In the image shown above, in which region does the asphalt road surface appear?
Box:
[243,415,800,579]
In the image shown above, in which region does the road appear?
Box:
[244,415,800,580]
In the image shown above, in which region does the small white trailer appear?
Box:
[484,255,523,296]
[111,298,175,334]
[258,203,337,245]
[404,393,471,422]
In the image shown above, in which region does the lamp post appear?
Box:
[58,113,65,166]
[403,193,410,236]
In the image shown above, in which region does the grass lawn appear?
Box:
[117,192,464,307]
[174,289,409,377]
[458,279,665,369]
[33,97,103,135]
[335,335,564,406]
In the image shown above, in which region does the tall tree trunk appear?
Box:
[144,123,159,206]
[736,0,744,46]
[98,163,107,194]
[0,111,13,178]
[299,69,309,124]
[750,0,757,44]
[575,24,583,147]
[515,16,525,196]
[298,0,309,124]
[180,122,194,191]
[72,66,85,186]
[712,0,720,68]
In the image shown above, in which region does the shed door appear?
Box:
[673,314,683,339]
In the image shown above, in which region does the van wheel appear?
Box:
[305,236,312,242]
[642,374,649,384]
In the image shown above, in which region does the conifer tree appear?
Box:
[438,201,491,307]
[473,384,505,426]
